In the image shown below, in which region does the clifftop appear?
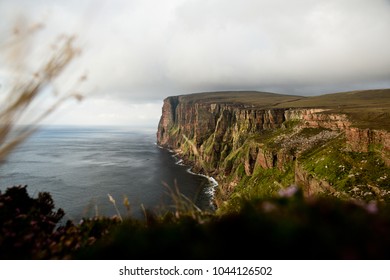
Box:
[171,91,303,108]
[168,89,390,130]
[172,88,390,107]
[157,89,390,211]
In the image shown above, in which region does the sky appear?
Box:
[0,0,389,127]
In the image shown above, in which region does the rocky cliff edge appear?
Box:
[157,90,390,211]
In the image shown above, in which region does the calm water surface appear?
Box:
[0,126,213,221]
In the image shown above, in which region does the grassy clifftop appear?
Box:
[173,89,390,130]
[177,89,390,109]
[175,90,304,107]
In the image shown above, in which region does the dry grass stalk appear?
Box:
[0,23,84,162]
[140,203,148,223]
[107,193,123,222]
[162,180,202,219]
[123,195,131,216]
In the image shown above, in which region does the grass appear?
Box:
[74,189,390,259]
[274,89,390,109]
[300,136,390,201]
[4,183,390,259]
[297,127,330,138]
[221,163,295,214]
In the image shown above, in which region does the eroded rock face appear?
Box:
[157,96,179,146]
[346,127,390,151]
[285,109,351,130]
[345,127,390,166]
[156,94,390,202]
[157,96,287,148]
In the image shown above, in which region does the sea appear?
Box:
[0,126,217,222]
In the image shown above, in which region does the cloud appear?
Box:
[1,0,389,125]
[163,0,390,94]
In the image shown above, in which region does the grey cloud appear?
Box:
[1,0,390,102]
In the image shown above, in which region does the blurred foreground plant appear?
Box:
[75,188,390,260]
[0,22,83,161]
[163,180,203,220]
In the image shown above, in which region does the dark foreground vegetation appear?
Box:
[2,185,390,259]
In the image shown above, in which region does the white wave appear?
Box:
[186,167,196,175]
[204,177,218,197]
[160,145,219,209]
[185,167,219,208]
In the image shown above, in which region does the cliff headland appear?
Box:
[157,89,390,212]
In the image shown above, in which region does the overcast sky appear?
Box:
[1,0,389,127]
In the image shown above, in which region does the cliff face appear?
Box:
[345,127,390,166]
[158,97,286,149]
[157,92,390,208]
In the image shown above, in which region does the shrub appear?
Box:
[0,185,119,259]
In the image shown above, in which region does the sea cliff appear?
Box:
[157,90,390,211]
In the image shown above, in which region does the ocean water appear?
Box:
[0,126,215,221]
